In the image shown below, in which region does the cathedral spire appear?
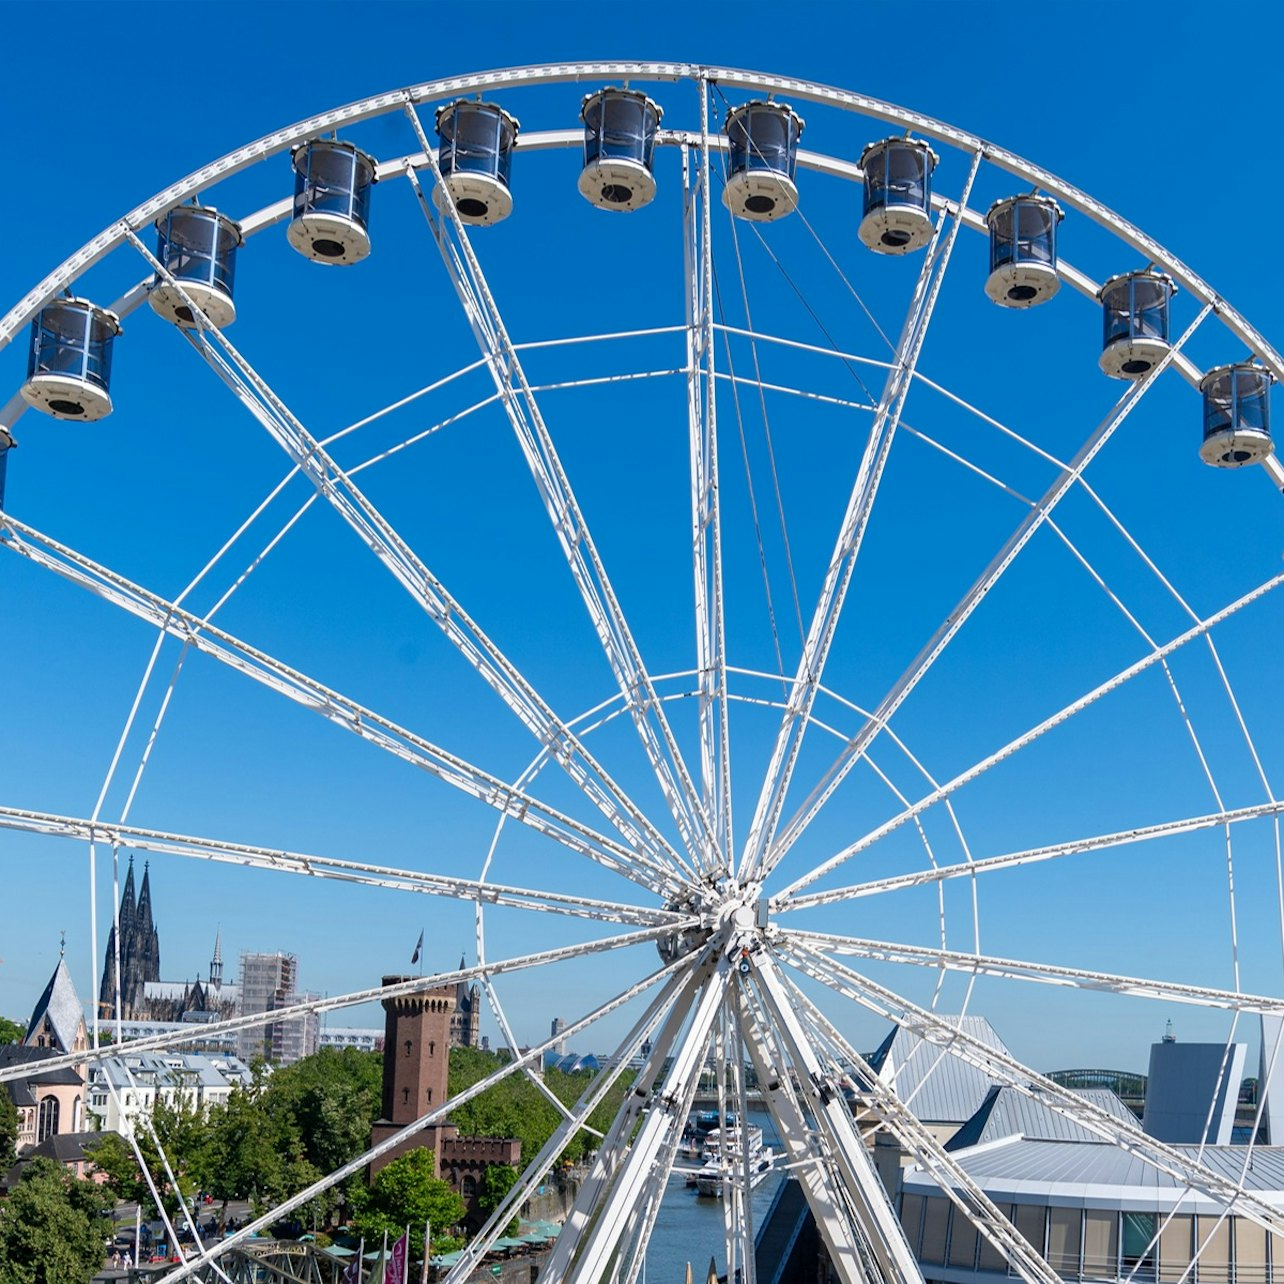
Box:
[119,855,137,934]
[136,861,154,932]
[210,928,223,988]
[100,855,139,1019]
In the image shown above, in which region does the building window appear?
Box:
[462,1176,477,1199]
[1234,1215,1268,1284]
[429,1040,436,1057]
[426,1088,433,1103]
[899,1192,924,1254]
[402,1088,410,1106]
[1123,1212,1158,1278]
[1084,1210,1119,1278]
[37,1095,60,1142]
[978,1204,1013,1273]
[1196,1215,1231,1284]
[1047,1208,1083,1278]
[1012,1203,1047,1260]
[948,1211,979,1271]
[1158,1214,1192,1283]
[920,1197,950,1267]
[404,1040,412,1058]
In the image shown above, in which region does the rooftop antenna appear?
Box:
[1163,1019,1176,1043]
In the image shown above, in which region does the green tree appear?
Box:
[261,1047,382,1176]
[478,1163,519,1236]
[0,1087,19,1170]
[448,1047,634,1166]
[84,1092,208,1219]
[354,1148,465,1243]
[0,1156,115,1284]
[0,1015,24,1045]
[193,1081,294,1218]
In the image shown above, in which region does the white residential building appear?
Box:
[86,1051,253,1132]
[319,1027,383,1053]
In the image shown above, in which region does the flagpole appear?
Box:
[403,1224,411,1284]
[356,1236,366,1284]
[420,1219,431,1284]
[381,1229,388,1284]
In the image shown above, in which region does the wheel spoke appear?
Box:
[781,941,1284,1237]
[121,225,695,887]
[0,806,684,928]
[687,86,733,868]
[776,564,1284,904]
[1,514,686,899]
[781,926,1284,1014]
[0,934,684,1089]
[765,302,1214,883]
[782,797,1284,912]
[403,106,718,874]
[741,153,981,885]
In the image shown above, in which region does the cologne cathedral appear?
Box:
[97,855,160,1020]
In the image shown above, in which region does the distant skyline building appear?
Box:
[142,930,238,1025]
[551,1016,566,1055]
[450,956,480,1049]
[236,950,319,1066]
[97,857,161,1020]
[319,1027,383,1054]
[1142,1032,1245,1146]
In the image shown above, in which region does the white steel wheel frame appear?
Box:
[0,62,1283,1284]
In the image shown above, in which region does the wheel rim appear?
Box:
[2,65,1283,1284]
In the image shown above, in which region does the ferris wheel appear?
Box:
[3,60,1284,1284]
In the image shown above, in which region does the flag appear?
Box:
[342,1238,365,1284]
[371,1231,387,1284]
[410,930,424,966]
[387,1229,409,1284]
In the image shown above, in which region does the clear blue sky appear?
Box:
[3,0,1284,1078]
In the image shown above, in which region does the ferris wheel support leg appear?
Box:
[742,955,925,1284]
[611,1019,711,1284]
[445,968,693,1284]
[774,968,1063,1284]
[546,955,730,1284]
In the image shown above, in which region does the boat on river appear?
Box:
[693,1125,775,1198]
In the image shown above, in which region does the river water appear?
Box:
[640,1111,785,1284]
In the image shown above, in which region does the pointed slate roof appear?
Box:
[865,1015,1012,1126]
[946,1084,1138,1151]
[25,957,86,1054]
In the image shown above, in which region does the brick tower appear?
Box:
[369,976,459,1177]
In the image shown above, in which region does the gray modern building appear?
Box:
[236,951,318,1066]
